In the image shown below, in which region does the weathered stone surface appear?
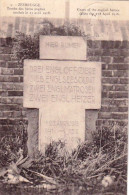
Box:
[23,60,101,109]
[24,59,101,153]
[85,110,99,140]
[40,36,87,60]
[39,104,85,152]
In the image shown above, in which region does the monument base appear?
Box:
[39,104,85,153]
[26,109,98,158]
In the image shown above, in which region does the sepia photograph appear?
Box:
[0,0,128,194]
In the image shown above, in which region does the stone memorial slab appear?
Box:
[23,60,101,109]
[40,36,87,60]
[39,104,85,152]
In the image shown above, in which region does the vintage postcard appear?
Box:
[0,0,128,194]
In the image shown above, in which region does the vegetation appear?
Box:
[12,20,86,64]
[0,123,127,194]
[0,121,28,168]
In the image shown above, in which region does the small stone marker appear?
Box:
[39,104,85,152]
[23,60,101,109]
[40,36,87,60]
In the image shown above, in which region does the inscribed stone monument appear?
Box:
[23,60,101,109]
[24,59,101,151]
[39,104,85,152]
[40,36,87,60]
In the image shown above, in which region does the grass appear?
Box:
[0,121,28,167]
[0,123,127,194]
[29,124,127,194]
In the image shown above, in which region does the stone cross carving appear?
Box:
[23,36,101,155]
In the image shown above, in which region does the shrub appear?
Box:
[12,20,86,64]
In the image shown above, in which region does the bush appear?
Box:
[12,20,86,64]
